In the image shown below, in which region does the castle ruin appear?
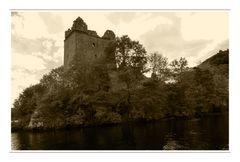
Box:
[64,17,116,69]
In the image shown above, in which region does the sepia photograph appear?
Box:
[11,11,229,150]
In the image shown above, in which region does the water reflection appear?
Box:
[11,114,228,150]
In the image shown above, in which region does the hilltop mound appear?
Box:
[200,49,229,66]
[198,49,229,77]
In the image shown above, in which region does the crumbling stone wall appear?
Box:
[64,17,116,69]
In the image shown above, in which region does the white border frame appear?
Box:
[1,0,240,162]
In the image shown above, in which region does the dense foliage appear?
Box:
[11,36,229,131]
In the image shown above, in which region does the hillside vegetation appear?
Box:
[11,36,229,131]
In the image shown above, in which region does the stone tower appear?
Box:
[64,17,116,69]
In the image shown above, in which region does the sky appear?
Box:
[11,11,228,105]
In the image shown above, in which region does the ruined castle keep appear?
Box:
[64,17,116,69]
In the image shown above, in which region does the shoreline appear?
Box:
[11,112,228,133]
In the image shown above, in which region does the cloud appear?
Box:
[11,12,50,39]
[106,12,137,25]
[106,12,212,62]
[140,22,211,63]
[12,52,46,71]
[216,39,229,50]
[12,34,62,60]
[138,12,229,67]
[11,68,41,105]
[12,36,51,54]
[179,12,228,41]
[38,12,64,34]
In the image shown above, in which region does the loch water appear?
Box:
[11,113,228,150]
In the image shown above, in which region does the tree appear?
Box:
[40,66,64,90]
[169,57,188,81]
[114,36,148,117]
[115,35,148,75]
[170,57,188,73]
[12,84,45,116]
[148,52,169,81]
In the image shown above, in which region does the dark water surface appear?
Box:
[11,114,228,150]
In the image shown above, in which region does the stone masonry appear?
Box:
[64,17,116,69]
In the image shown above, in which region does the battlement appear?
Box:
[65,17,115,40]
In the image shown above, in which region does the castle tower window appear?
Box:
[92,43,96,47]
